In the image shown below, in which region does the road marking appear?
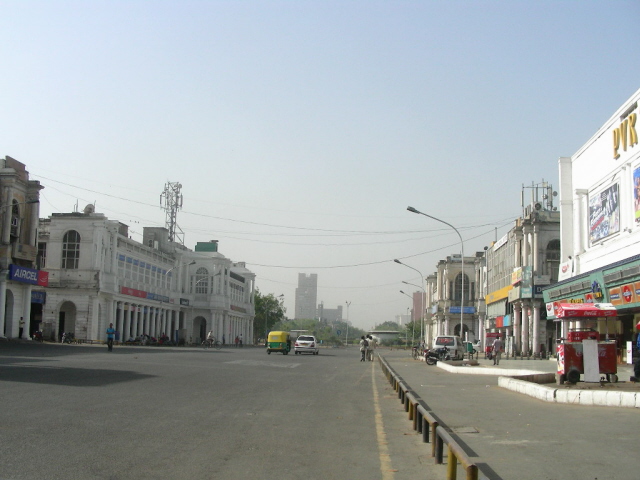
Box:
[372,362,394,480]
[224,360,300,369]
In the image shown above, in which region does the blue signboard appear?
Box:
[449,306,476,314]
[31,291,46,304]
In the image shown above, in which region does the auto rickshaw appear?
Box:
[267,331,291,355]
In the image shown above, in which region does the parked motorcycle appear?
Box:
[425,346,451,365]
[33,330,43,342]
[61,332,75,344]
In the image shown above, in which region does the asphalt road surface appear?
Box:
[0,342,445,480]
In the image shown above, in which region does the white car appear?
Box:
[294,335,319,355]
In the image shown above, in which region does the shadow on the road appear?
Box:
[0,364,155,387]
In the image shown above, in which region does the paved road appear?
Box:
[381,349,638,480]
[0,342,447,480]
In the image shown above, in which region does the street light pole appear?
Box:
[407,206,465,341]
[394,259,425,345]
[400,290,415,347]
[345,301,351,346]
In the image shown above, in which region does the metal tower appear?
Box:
[160,181,184,244]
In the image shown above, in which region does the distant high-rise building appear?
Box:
[295,273,317,320]
[317,303,342,323]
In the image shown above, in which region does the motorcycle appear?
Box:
[33,330,44,342]
[425,346,451,365]
[61,332,75,344]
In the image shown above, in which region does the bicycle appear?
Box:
[201,337,222,350]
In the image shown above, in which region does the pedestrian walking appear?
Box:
[367,335,376,361]
[234,335,239,348]
[106,323,116,352]
[19,317,25,339]
[492,335,503,365]
[359,336,368,362]
[239,333,243,347]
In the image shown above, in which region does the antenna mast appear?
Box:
[160,181,184,244]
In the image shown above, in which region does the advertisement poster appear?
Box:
[589,182,620,243]
[634,165,640,226]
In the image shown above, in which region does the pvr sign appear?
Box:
[613,106,638,159]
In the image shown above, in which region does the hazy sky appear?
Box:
[2,1,639,330]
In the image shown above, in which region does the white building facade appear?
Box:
[544,88,640,361]
[0,156,44,339]
[36,208,255,345]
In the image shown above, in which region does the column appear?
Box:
[0,276,6,338]
[143,307,149,336]
[532,301,541,356]
[116,302,124,343]
[150,308,156,337]
[131,305,139,338]
[521,304,530,355]
[109,301,117,341]
[513,303,521,354]
[21,285,32,339]
[124,304,131,342]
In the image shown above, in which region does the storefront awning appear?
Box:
[551,302,618,319]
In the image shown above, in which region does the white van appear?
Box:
[432,335,464,360]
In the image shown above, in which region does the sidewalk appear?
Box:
[379,349,639,480]
[418,352,640,408]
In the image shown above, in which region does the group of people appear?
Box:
[359,334,377,362]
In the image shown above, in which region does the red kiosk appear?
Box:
[553,303,618,385]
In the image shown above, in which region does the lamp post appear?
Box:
[345,301,351,346]
[394,259,425,345]
[165,260,196,290]
[407,206,465,341]
[400,290,415,347]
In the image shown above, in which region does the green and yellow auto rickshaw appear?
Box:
[267,331,291,355]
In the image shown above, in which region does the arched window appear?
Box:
[195,267,209,294]
[62,230,81,269]
[454,273,470,302]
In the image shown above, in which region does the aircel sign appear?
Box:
[9,264,49,286]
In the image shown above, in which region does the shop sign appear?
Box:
[609,283,637,306]
[31,291,46,304]
[9,264,48,286]
[612,102,637,160]
[449,306,476,314]
[180,298,190,306]
[558,260,573,281]
[591,281,604,300]
[511,267,523,285]
[496,315,504,328]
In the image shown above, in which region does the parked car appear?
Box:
[432,335,464,360]
[294,335,319,355]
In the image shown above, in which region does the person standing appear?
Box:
[359,336,368,362]
[19,317,25,339]
[239,333,243,347]
[234,335,239,348]
[492,335,503,365]
[106,323,116,352]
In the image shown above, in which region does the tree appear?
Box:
[253,289,286,343]
[377,321,401,331]
[404,320,420,345]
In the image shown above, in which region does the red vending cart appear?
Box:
[552,303,619,385]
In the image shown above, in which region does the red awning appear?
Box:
[552,303,618,319]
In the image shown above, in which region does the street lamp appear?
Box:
[394,259,425,345]
[345,301,351,346]
[164,260,196,291]
[400,290,415,347]
[407,206,465,341]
